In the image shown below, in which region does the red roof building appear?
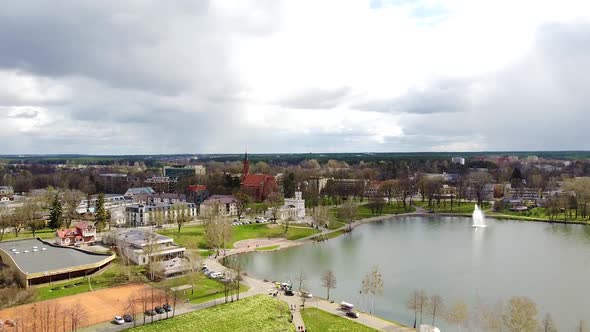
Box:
[55,222,96,246]
[240,153,278,202]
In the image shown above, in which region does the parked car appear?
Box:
[144,309,157,316]
[285,289,295,296]
[346,311,360,319]
[123,314,134,322]
[301,291,313,298]
[113,316,125,325]
[154,306,165,314]
[163,303,173,312]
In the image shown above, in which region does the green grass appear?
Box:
[357,203,415,218]
[153,273,249,304]
[159,224,317,249]
[0,228,56,242]
[126,294,295,332]
[36,262,146,301]
[414,200,488,214]
[255,245,279,251]
[301,308,378,332]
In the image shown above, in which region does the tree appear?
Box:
[467,172,494,207]
[320,270,337,300]
[174,203,188,233]
[126,295,139,327]
[21,197,43,237]
[296,268,307,293]
[68,302,87,332]
[445,299,468,331]
[94,193,108,232]
[540,313,557,332]
[63,190,83,228]
[283,172,296,198]
[233,189,250,220]
[48,194,63,230]
[266,191,284,227]
[427,294,444,326]
[0,207,10,241]
[577,320,589,332]
[502,296,538,332]
[338,199,358,232]
[361,265,384,314]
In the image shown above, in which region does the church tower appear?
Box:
[242,150,250,179]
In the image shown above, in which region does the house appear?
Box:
[365,181,384,197]
[186,184,209,205]
[200,195,238,216]
[144,176,177,193]
[103,229,185,266]
[451,157,465,165]
[55,222,97,246]
[240,153,278,202]
[125,202,196,226]
[124,187,156,199]
[0,186,14,195]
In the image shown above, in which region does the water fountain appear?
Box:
[472,204,487,228]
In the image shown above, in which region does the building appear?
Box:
[144,176,177,193]
[125,202,196,226]
[55,222,97,246]
[163,165,206,178]
[282,191,306,219]
[0,238,115,287]
[200,195,238,216]
[97,173,141,193]
[451,157,465,165]
[141,193,187,205]
[365,181,384,197]
[186,184,209,205]
[527,155,539,162]
[103,229,185,266]
[240,153,278,202]
[76,194,127,214]
[307,177,329,194]
[124,187,156,199]
[0,186,14,195]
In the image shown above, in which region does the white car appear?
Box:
[114,316,125,325]
[301,291,313,298]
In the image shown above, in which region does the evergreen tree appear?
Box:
[48,195,63,230]
[283,172,297,198]
[94,193,108,232]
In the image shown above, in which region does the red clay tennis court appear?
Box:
[0,283,168,331]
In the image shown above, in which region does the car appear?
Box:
[301,291,313,298]
[285,290,295,296]
[204,270,214,277]
[123,314,134,322]
[163,303,173,312]
[346,311,360,319]
[201,265,208,271]
[113,316,125,325]
[144,309,157,316]
[154,306,165,314]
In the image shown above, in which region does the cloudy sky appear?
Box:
[1,0,589,154]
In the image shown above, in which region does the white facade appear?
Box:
[200,195,238,217]
[76,194,128,214]
[451,157,465,165]
[283,191,306,219]
[104,230,185,266]
[125,202,196,226]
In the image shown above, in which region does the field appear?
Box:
[154,273,249,304]
[0,283,164,331]
[0,228,56,242]
[158,224,317,249]
[301,308,378,332]
[413,200,488,214]
[256,244,279,251]
[126,294,295,332]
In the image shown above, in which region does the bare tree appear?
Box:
[540,313,557,332]
[360,265,384,314]
[127,294,139,327]
[63,190,84,228]
[502,296,538,332]
[466,172,493,207]
[427,294,444,326]
[338,198,358,232]
[320,270,337,300]
[445,299,468,331]
[296,268,307,293]
[68,302,87,332]
[576,320,589,332]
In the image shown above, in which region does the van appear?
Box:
[340,302,354,311]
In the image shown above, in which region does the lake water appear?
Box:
[232,216,590,330]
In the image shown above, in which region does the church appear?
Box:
[240,153,278,202]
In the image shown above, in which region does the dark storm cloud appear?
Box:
[278,87,352,109]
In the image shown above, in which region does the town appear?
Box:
[1,152,589,331]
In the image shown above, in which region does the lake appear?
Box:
[232,216,590,330]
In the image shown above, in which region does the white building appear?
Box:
[104,229,185,266]
[124,187,156,199]
[284,191,306,218]
[451,157,465,165]
[125,202,196,226]
[76,194,128,214]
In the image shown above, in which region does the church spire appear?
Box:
[242,146,250,178]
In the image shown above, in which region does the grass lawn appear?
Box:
[126,294,295,332]
[357,203,415,218]
[158,224,317,249]
[256,245,279,251]
[414,200,489,214]
[154,273,249,304]
[1,228,56,242]
[36,262,146,301]
[301,308,377,332]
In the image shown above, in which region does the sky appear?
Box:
[1,0,589,154]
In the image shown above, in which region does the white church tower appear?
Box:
[284,191,306,218]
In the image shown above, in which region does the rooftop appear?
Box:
[0,238,112,275]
